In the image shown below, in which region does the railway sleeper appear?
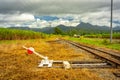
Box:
[38,60,115,69]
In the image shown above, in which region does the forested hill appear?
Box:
[8,22,120,35]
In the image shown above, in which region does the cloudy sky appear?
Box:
[0,0,120,28]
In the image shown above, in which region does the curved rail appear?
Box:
[61,40,120,66]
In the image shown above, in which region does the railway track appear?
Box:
[59,40,120,68]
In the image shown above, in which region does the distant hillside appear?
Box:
[113,26,120,32]
[76,22,109,30]
[38,22,110,34]
[8,22,120,35]
[9,27,41,32]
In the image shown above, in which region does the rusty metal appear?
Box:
[113,72,120,77]
[60,40,120,68]
[39,60,115,68]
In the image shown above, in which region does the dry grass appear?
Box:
[0,39,102,80]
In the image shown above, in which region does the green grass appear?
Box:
[68,37,120,51]
[84,32,120,39]
[0,28,49,40]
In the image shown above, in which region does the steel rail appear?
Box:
[62,40,120,66]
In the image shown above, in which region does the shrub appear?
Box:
[102,39,110,45]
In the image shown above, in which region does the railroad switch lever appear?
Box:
[23,46,53,68]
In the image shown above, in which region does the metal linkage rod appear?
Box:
[23,46,48,60]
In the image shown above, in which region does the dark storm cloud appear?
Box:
[0,0,119,15]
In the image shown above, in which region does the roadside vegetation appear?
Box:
[0,28,49,40]
[84,32,120,39]
[68,37,120,51]
[53,27,120,40]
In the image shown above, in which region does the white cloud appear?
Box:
[29,19,50,28]
[0,0,120,28]
[81,11,111,27]
[0,13,35,21]
[1,0,119,15]
[0,9,120,28]
[0,13,35,27]
[28,17,80,28]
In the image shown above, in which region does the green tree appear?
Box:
[54,27,63,35]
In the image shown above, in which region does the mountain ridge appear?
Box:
[8,22,120,34]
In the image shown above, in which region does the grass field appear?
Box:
[0,38,103,80]
[0,28,49,40]
[68,37,120,51]
[84,32,120,39]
